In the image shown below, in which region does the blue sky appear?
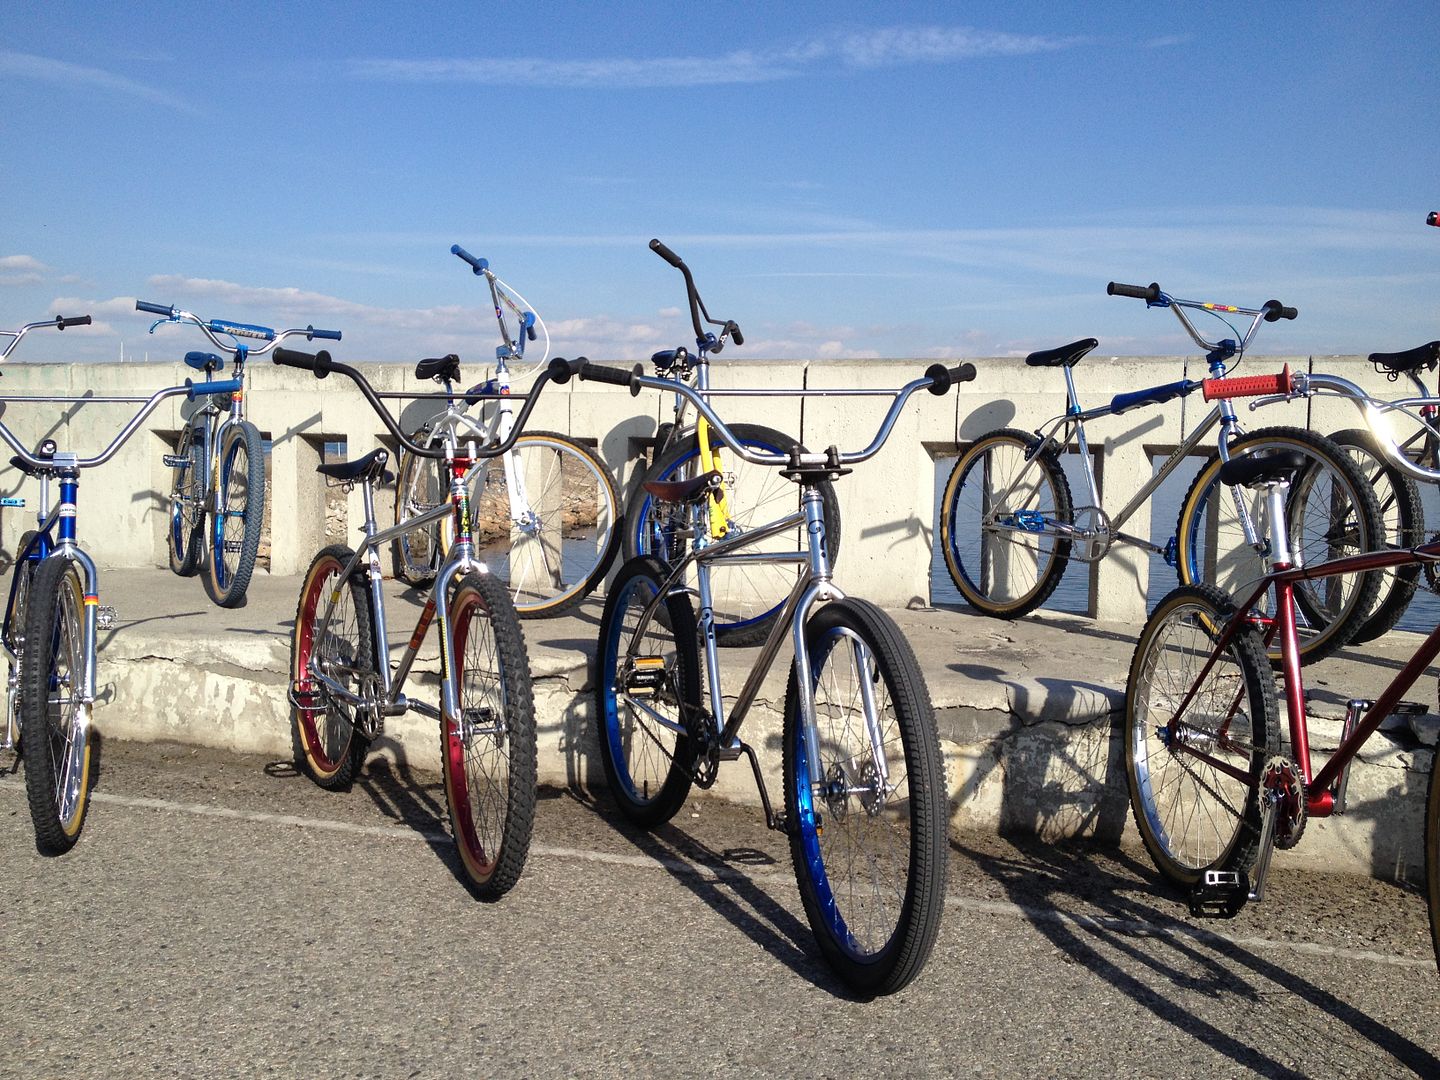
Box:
[2,1,1437,368]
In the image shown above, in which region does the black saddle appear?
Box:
[317,447,393,485]
[1218,449,1308,489]
[1024,338,1099,368]
[415,354,462,383]
[1369,341,1440,376]
[642,470,722,505]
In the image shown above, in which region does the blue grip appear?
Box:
[451,244,488,275]
[1108,378,1199,416]
[136,300,174,317]
[187,377,244,400]
[309,326,343,341]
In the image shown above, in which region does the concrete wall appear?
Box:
[0,354,1398,619]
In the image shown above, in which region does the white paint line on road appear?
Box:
[3,781,1430,970]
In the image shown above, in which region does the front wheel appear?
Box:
[20,557,92,854]
[290,545,375,790]
[940,427,1073,618]
[625,422,841,648]
[204,420,265,608]
[784,598,948,997]
[1125,584,1277,887]
[168,424,205,577]
[595,556,701,827]
[442,571,537,899]
[1176,427,1383,664]
[470,431,622,618]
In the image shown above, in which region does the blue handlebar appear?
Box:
[451,244,489,275]
[208,319,275,342]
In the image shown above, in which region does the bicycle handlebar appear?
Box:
[649,238,742,354]
[138,301,342,356]
[451,244,489,275]
[0,314,95,366]
[578,359,974,466]
[272,348,585,459]
[1108,280,1296,360]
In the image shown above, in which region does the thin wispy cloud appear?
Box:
[0,50,197,113]
[0,255,49,287]
[350,25,1082,88]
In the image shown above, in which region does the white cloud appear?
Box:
[0,50,198,114]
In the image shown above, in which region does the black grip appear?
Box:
[1262,300,1298,322]
[273,347,334,378]
[56,315,91,329]
[1107,281,1161,302]
[579,361,645,395]
[1428,211,1438,227]
[649,238,683,268]
[546,356,588,385]
[923,362,978,396]
[728,320,744,346]
[136,300,174,316]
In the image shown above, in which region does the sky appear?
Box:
[2,1,1437,369]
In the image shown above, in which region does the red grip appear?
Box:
[1202,364,1294,401]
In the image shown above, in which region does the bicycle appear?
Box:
[273,345,584,899]
[391,246,621,617]
[1124,363,1440,931]
[1,319,248,852]
[624,239,841,647]
[940,281,1381,664]
[581,355,973,996]
[138,300,341,607]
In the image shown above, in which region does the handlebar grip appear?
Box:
[1107,281,1161,302]
[136,300,174,317]
[923,362,978,396]
[546,356,588,385]
[649,238,684,268]
[451,244,488,275]
[1428,212,1438,227]
[728,321,744,346]
[1262,300,1298,322]
[579,361,645,395]
[309,326,343,341]
[273,347,334,378]
[56,316,91,329]
[1201,365,1294,401]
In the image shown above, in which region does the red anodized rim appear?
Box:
[445,583,498,881]
[294,557,346,776]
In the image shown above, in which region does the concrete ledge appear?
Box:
[60,568,1440,888]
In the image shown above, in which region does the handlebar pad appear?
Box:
[546,356,588,385]
[136,300,174,316]
[1201,364,1294,401]
[450,244,488,275]
[309,327,343,341]
[1262,300,1298,322]
[649,238,684,268]
[1107,281,1161,302]
[57,316,91,329]
[273,347,334,378]
[579,361,645,395]
[923,362,978,396]
[1429,212,1438,227]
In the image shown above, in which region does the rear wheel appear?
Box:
[290,545,374,790]
[168,424,204,577]
[442,571,537,898]
[204,421,265,608]
[20,557,92,853]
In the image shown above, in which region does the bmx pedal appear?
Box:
[161,454,191,468]
[1188,870,1250,919]
[624,657,667,696]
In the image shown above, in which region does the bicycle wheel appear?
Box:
[1125,583,1278,887]
[1327,427,1423,643]
[595,556,700,827]
[783,598,947,997]
[1176,427,1383,664]
[940,427,1073,618]
[442,570,536,898]
[393,432,447,587]
[470,431,621,618]
[290,545,374,790]
[625,422,840,647]
[168,423,204,577]
[1426,739,1440,972]
[5,532,41,744]
[20,557,91,854]
[204,420,264,608]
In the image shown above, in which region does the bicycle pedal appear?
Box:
[1188,870,1250,919]
[0,497,25,508]
[162,455,191,469]
[1332,699,1372,814]
[95,605,117,629]
[223,541,245,553]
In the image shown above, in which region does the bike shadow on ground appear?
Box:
[957,833,1440,1076]
[563,788,864,1000]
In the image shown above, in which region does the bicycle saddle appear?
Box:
[316,447,393,485]
[415,354,462,383]
[1218,449,1308,489]
[642,470,722,504]
[1368,340,1440,375]
[1024,338,1099,368]
[8,438,57,477]
[184,351,222,374]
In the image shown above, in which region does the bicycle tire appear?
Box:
[1125,583,1278,887]
[940,427,1074,618]
[1176,427,1383,664]
[5,531,40,743]
[1327,427,1423,643]
[20,556,92,854]
[168,423,204,577]
[392,429,446,588]
[625,422,840,648]
[442,570,537,899]
[1426,739,1440,972]
[595,556,700,827]
[470,431,622,618]
[783,598,947,997]
[290,544,375,790]
[204,420,264,608]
